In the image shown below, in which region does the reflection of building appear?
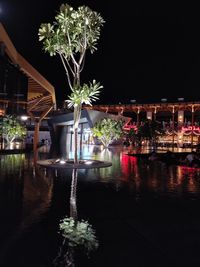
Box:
[84,102,200,147]
[0,23,56,149]
[48,110,131,157]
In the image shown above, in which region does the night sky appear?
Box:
[1,1,200,107]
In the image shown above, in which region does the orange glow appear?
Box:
[0,109,5,116]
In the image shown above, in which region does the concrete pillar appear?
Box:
[147,111,152,120]
[137,108,140,126]
[178,110,184,125]
[33,120,40,164]
[172,106,175,149]
[154,107,157,121]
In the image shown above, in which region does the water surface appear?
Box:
[1,146,200,266]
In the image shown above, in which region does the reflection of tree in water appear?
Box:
[0,154,26,178]
[93,148,119,178]
[0,164,54,266]
[53,169,98,267]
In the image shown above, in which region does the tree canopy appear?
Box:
[38,3,105,96]
[91,118,125,148]
[137,119,164,145]
[0,115,27,145]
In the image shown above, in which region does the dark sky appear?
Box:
[1,1,200,107]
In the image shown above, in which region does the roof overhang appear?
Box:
[0,23,56,119]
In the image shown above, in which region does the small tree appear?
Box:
[91,118,125,148]
[38,3,105,163]
[0,115,27,147]
[126,128,138,145]
[137,119,164,148]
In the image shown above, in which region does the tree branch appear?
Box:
[66,30,79,69]
[78,21,87,66]
[59,53,73,91]
[80,53,86,73]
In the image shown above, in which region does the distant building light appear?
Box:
[0,109,5,116]
[84,128,91,133]
[178,98,184,101]
[21,115,28,121]
[161,98,167,102]
[85,161,93,165]
[130,99,136,103]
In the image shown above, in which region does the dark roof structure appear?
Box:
[0,23,56,120]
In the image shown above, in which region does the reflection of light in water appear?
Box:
[151,177,158,189]
[164,166,200,196]
[59,217,98,253]
[99,148,112,160]
[177,166,183,185]
[121,154,141,194]
[164,166,180,194]
[168,176,176,191]
[68,145,105,160]
[121,154,138,181]
[5,149,200,266]
[187,177,197,193]
[0,154,25,177]
[54,169,98,266]
[177,166,200,194]
[54,146,200,198]
[94,148,121,180]
[54,217,98,267]
[0,165,53,261]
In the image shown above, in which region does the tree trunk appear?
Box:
[73,105,82,164]
[70,169,78,221]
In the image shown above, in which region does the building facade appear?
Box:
[0,23,56,151]
[84,101,200,147]
[48,109,131,158]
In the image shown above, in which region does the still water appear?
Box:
[1,146,200,266]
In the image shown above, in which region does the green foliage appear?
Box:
[126,128,138,143]
[38,4,105,57]
[66,79,102,108]
[0,115,27,144]
[91,118,125,147]
[59,217,98,255]
[137,119,164,142]
[38,2,104,95]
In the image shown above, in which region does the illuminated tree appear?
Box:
[0,115,27,147]
[91,118,125,148]
[38,3,104,163]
